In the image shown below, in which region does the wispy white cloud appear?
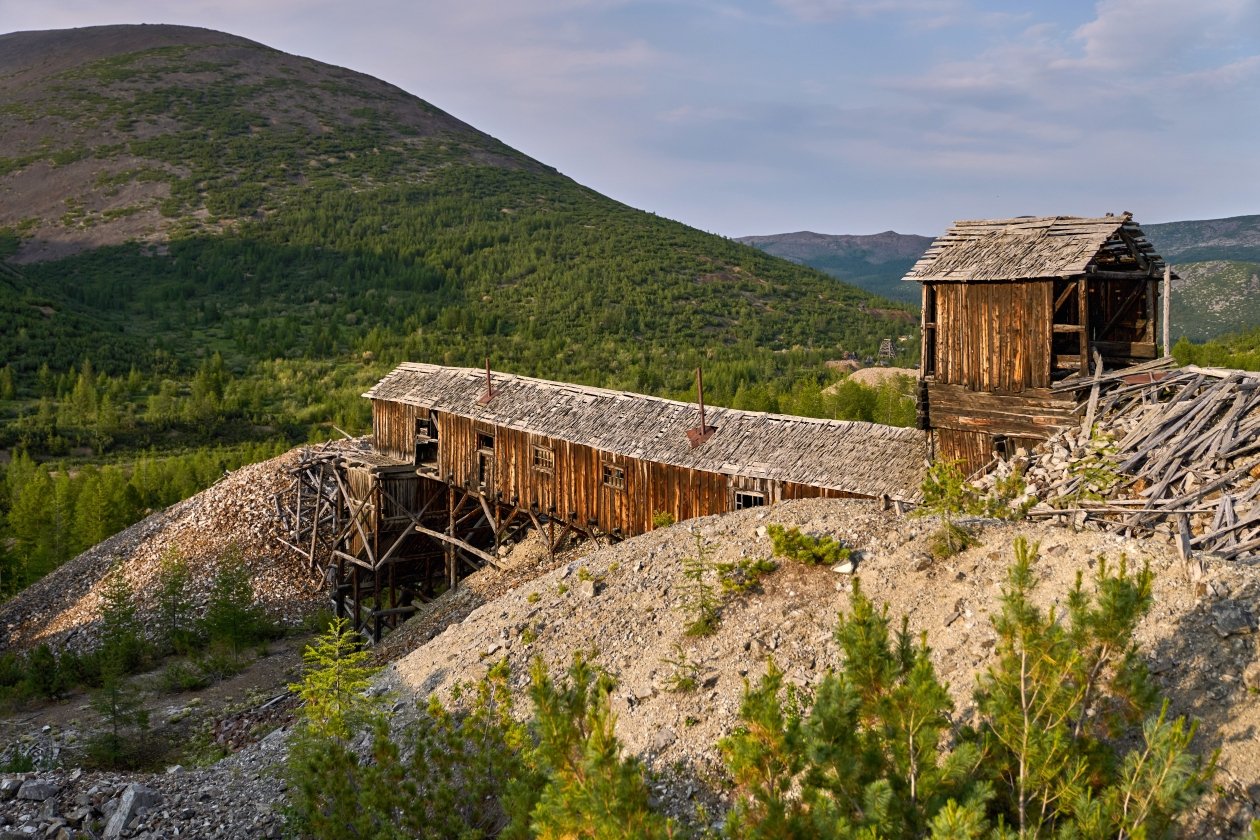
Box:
[1070,0,1259,72]
[771,0,964,22]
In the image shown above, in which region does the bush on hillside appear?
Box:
[720,538,1211,838]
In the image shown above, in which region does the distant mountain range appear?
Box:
[735,230,931,305]
[739,215,1260,341]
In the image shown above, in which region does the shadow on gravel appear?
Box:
[1145,562,1259,826]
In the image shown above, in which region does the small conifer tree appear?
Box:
[22,644,64,700]
[291,616,377,740]
[507,654,674,839]
[156,547,199,654]
[86,655,149,769]
[915,460,977,558]
[285,617,383,838]
[98,567,147,673]
[680,531,721,636]
[970,537,1210,837]
[200,546,275,654]
[721,580,986,838]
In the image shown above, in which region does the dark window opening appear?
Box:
[993,434,1009,460]
[533,446,555,473]
[478,451,493,487]
[734,491,765,510]
[477,432,494,450]
[922,284,937,377]
[602,463,625,490]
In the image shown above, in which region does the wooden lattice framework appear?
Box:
[276,443,612,640]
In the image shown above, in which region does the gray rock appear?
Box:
[63,807,91,828]
[15,780,58,802]
[1212,607,1253,639]
[831,559,855,574]
[0,779,21,800]
[103,784,162,840]
[576,579,598,599]
[653,727,677,751]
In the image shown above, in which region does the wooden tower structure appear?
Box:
[906,213,1176,473]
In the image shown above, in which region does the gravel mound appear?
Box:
[383,498,1260,833]
[0,448,326,653]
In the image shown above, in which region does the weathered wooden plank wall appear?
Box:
[935,429,992,473]
[930,280,1053,392]
[431,413,856,537]
[372,399,426,463]
[925,383,1077,439]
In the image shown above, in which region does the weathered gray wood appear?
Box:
[1162,265,1171,354]
[1083,349,1104,435]
[1175,513,1193,563]
[414,524,501,568]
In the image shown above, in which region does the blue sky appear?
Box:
[3,1,1258,236]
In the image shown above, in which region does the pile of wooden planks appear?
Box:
[993,358,1260,562]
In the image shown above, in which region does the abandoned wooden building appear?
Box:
[905,213,1176,472]
[278,362,927,637]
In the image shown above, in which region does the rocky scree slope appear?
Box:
[0,447,324,653]
[2,496,1259,835]
[382,499,1260,834]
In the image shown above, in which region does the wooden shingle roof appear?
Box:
[904,214,1173,283]
[365,363,927,501]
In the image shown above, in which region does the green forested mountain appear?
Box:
[0,24,917,594]
[0,25,914,392]
[1143,215,1260,341]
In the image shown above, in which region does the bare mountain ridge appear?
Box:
[0,24,543,262]
[1145,214,1260,262]
[736,229,933,263]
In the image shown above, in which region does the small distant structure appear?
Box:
[280,363,927,638]
[905,213,1176,472]
[878,338,895,365]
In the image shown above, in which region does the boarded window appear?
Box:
[734,491,765,510]
[602,463,625,490]
[477,432,494,450]
[533,445,555,472]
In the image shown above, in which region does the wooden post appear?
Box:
[1083,349,1104,436]
[1161,265,1171,356]
[1077,277,1089,370]
[446,485,457,591]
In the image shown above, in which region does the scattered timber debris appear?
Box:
[975,358,1260,562]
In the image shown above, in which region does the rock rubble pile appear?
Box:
[0,728,289,839]
[976,363,1260,564]
[0,448,327,653]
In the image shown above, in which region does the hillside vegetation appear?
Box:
[0,25,914,392]
[0,24,917,598]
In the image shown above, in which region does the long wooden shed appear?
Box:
[281,363,928,638]
[366,362,928,537]
[905,213,1175,471]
